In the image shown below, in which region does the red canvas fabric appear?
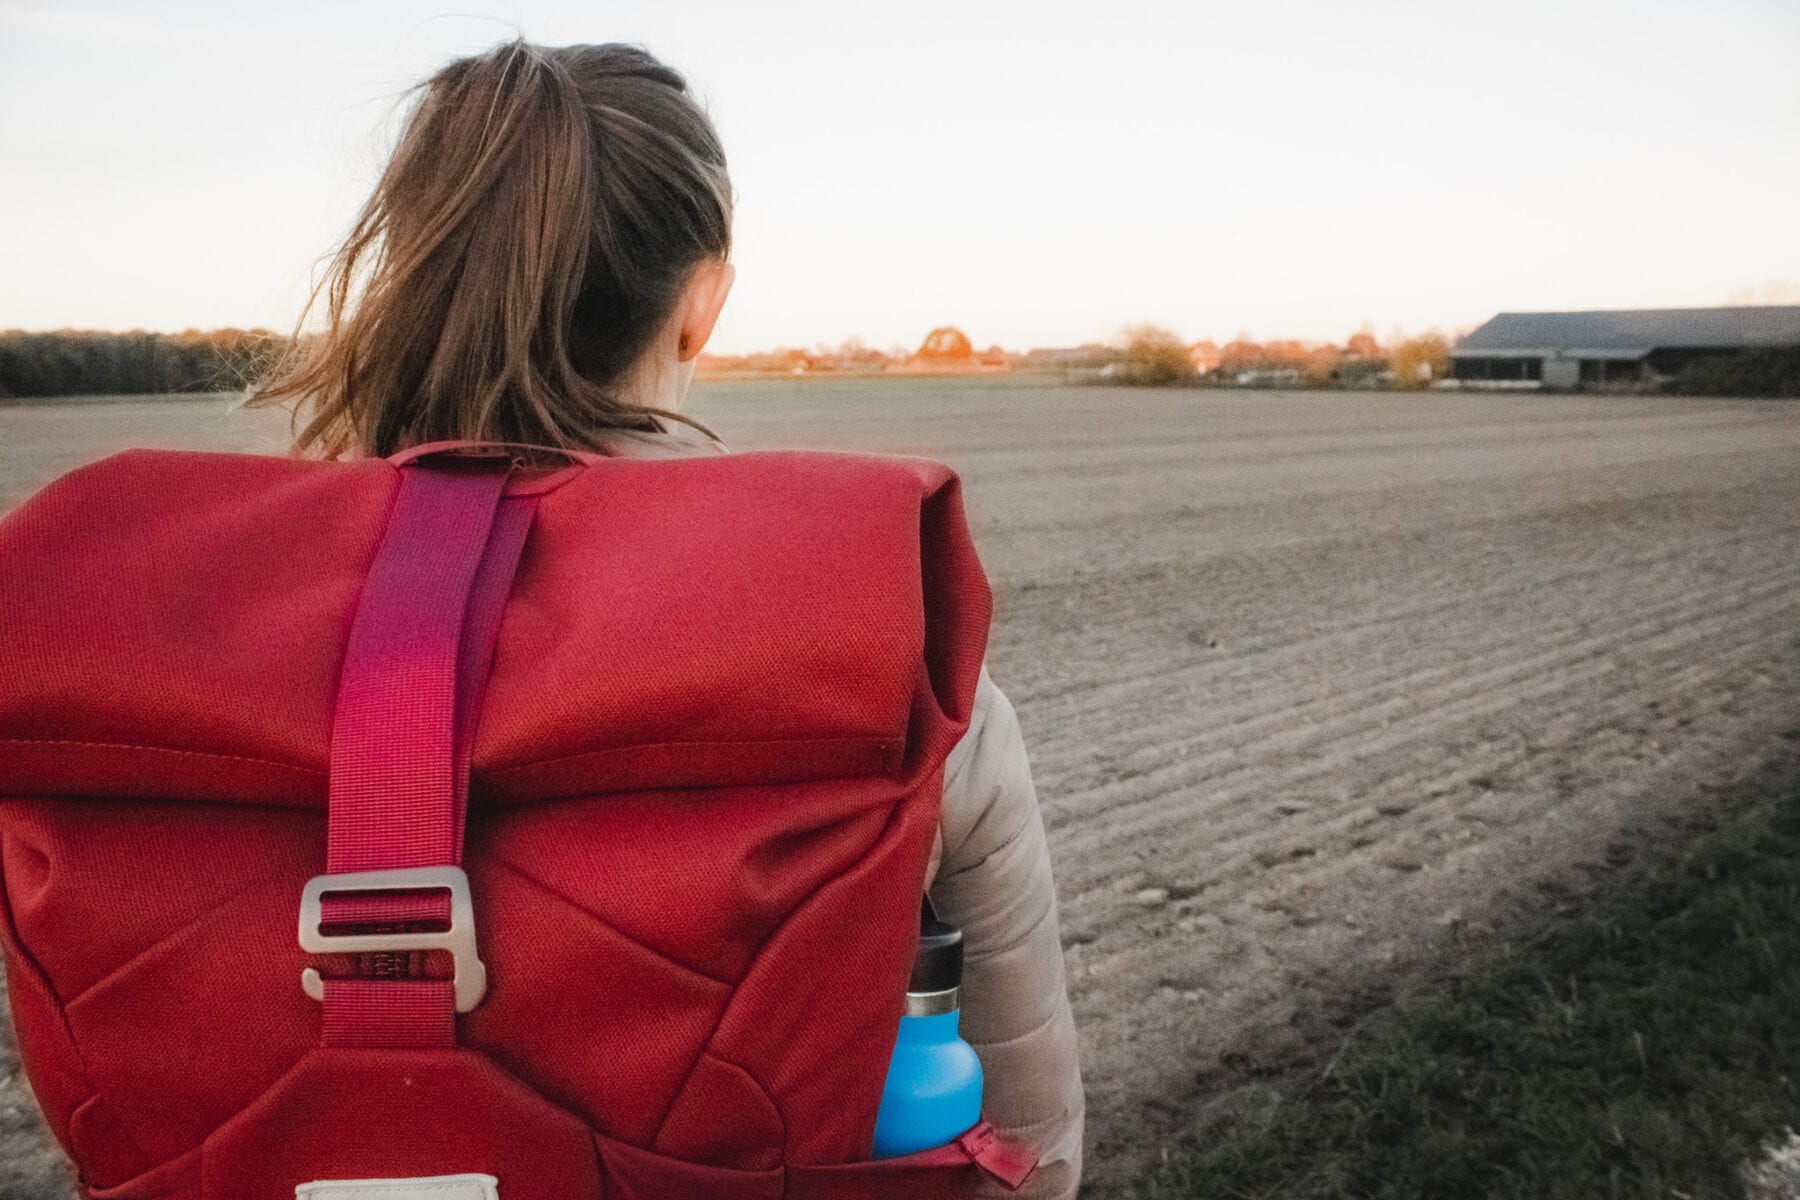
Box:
[0,447,1025,1198]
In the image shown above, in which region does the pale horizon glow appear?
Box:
[2,0,1798,354]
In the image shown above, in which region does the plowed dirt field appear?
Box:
[3,383,1798,1192]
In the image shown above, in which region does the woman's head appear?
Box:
[255,40,734,457]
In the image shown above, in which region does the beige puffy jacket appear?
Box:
[608,426,1085,1197]
[932,667,1085,1199]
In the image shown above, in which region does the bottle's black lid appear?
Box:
[908,919,964,994]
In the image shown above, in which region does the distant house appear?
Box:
[1188,340,1223,374]
[1450,306,1800,390]
[1018,344,1119,371]
[1233,366,1302,388]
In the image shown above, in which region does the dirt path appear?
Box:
[3,386,1798,1193]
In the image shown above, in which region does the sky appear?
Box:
[1,0,1798,354]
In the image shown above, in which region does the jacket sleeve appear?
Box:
[930,666,1085,1200]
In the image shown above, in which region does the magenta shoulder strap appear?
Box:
[298,460,536,1049]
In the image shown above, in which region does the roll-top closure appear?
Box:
[0,448,990,808]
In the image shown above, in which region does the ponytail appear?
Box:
[252,41,733,458]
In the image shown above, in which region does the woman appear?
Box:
[256,39,1084,1198]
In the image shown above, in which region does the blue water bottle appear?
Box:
[872,913,983,1157]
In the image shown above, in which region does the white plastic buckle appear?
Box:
[297,865,487,1013]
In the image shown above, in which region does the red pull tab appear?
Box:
[955,1122,1038,1191]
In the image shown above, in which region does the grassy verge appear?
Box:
[1117,769,1800,1200]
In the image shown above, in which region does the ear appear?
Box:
[676,260,736,363]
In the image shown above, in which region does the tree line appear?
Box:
[0,330,287,400]
[1118,326,1799,395]
[1116,325,1453,389]
[8,326,1793,399]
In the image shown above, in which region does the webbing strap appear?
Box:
[956,1123,1038,1190]
[322,978,458,1049]
[312,463,534,1047]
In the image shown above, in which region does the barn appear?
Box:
[1449,305,1800,390]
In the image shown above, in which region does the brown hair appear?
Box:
[252,40,732,457]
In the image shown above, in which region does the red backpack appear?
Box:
[0,444,1036,1199]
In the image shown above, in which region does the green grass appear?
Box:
[1117,774,1800,1200]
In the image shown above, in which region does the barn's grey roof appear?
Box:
[1455,306,1800,355]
